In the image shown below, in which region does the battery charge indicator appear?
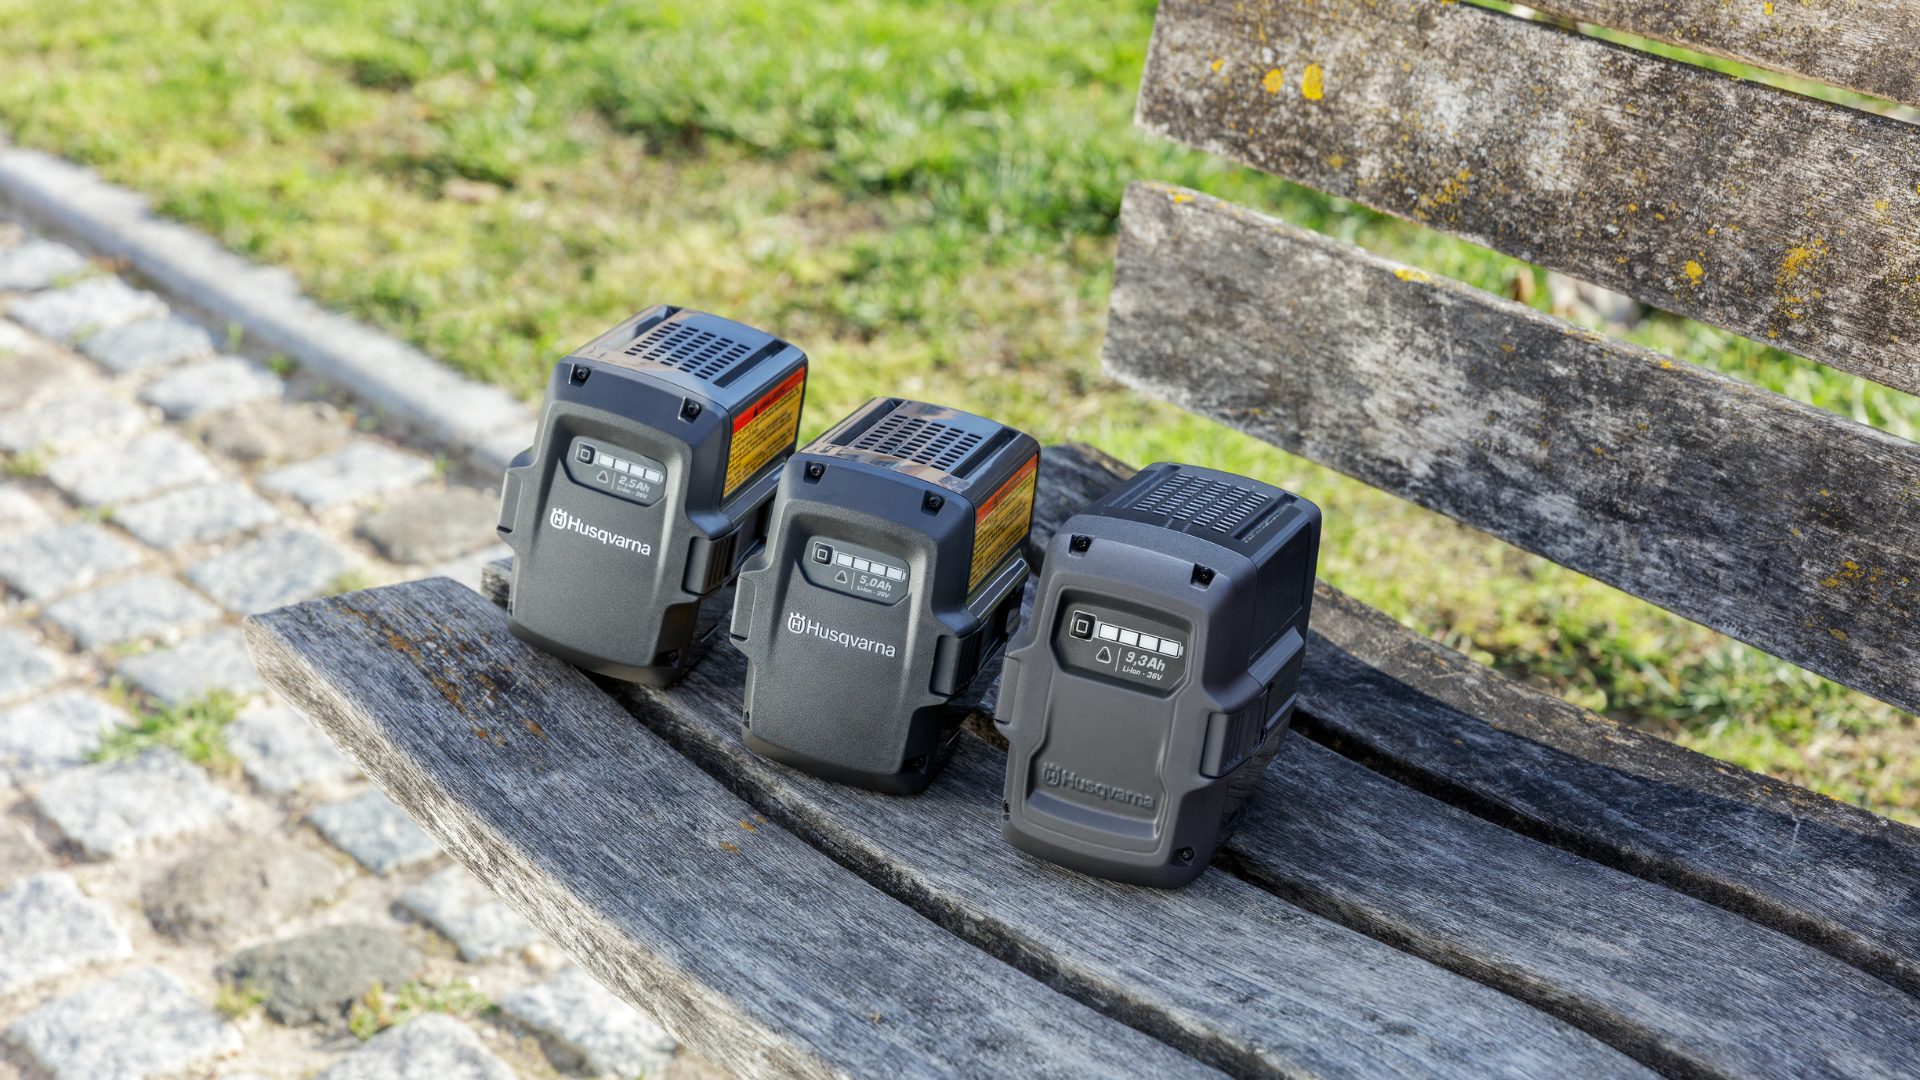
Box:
[1070,611,1182,658]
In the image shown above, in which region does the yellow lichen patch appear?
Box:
[720,842,741,853]
[1211,58,1224,73]
[1327,154,1346,168]
[1830,628,1849,642]
[1302,63,1324,100]
[1684,260,1704,284]
[1394,268,1432,282]
[1500,343,1515,352]
[1764,1,1774,13]
[1777,237,1828,290]
[1171,192,1194,204]
[739,820,757,831]
[1262,68,1284,94]
[1659,359,1675,369]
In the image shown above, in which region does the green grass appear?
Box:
[92,688,243,773]
[348,978,492,1041]
[2,0,1915,820]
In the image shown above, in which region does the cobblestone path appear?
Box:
[0,221,726,1080]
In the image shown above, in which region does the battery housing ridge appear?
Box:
[497,305,807,686]
[997,462,1322,887]
[731,398,1040,794]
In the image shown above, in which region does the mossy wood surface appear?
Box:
[1103,184,1920,720]
[1134,0,1920,395]
[1526,0,1920,108]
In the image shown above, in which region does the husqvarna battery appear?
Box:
[496,305,807,686]
[730,398,1039,794]
[997,463,1321,887]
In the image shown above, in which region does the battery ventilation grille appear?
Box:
[1130,472,1269,534]
[623,322,753,381]
[847,413,983,473]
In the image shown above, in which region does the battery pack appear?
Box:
[730,398,1040,794]
[497,305,807,685]
[997,462,1321,887]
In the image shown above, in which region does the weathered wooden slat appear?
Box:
[1103,183,1920,719]
[1523,0,1920,110]
[482,445,1920,1078]
[1135,0,1920,396]
[610,638,1654,1080]
[1222,737,1920,1080]
[243,579,1226,1080]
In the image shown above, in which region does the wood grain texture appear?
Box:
[1224,737,1920,1080]
[1134,0,1920,395]
[610,642,1652,1080]
[1103,183,1920,718]
[242,578,1226,1080]
[1524,0,1920,109]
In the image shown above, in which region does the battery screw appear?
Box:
[570,364,591,385]
[1002,801,1012,821]
[680,399,703,421]
[922,492,945,514]
[1069,534,1092,553]
[1176,847,1195,864]
[804,462,826,481]
[1191,565,1216,587]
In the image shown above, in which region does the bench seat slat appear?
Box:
[1103,183,1920,719]
[1299,582,1920,997]
[612,642,1653,1080]
[1525,0,1920,109]
[243,579,1228,1080]
[1135,0,1920,396]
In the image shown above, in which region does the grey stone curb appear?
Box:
[0,147,534,474]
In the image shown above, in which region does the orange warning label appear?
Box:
[725,366,806,498]
[969,453,1038,594]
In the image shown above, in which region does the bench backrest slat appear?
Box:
[1526,0,1920,109]
[1102,184,1920,717]
[1136,0,1920,396]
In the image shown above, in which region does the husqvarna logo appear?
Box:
[784,610,898,658]
[1041,763,1155,810]
[548,507,651,555]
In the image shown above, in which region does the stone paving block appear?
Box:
[0,238,91,292]
[0,392,148,454]
[43,574,220,649]
[45,430,223,507]
[258,441,437,511]
[226,704,358,794]
[0,872,134,994]
[186,529,356,614]
[0,690,132,782]
[219,924,422,1025]
[0,522,144,602]
[0,484,55,539]
[116,627,263,705]
[33,749,236,859]
[0,349,91,418]
[198,399,348,465]
[499,966,678,1080]
[142,833,348,945]
[429,541,513,595]
[357,488,500,565]
[8,276,166,343]
[6,965,242,1080]
[80,314,214,374]
[0,318,34,354]
[309,789,441,875]
[0,822,56,889]
[398,864,539,961]
[111,481,278,550]
[0,627,59,704]
[318,1013,516,1080]
[139,356,284,420]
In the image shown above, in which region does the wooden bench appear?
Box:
[243,3,1920,1077]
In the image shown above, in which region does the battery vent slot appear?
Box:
[624,322,754,381]
[846,413,984,473]
[1129,471,1270,533]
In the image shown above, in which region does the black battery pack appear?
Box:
[730,398,1040,794]
[996,462,1321,887]
[496,305,807,686]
